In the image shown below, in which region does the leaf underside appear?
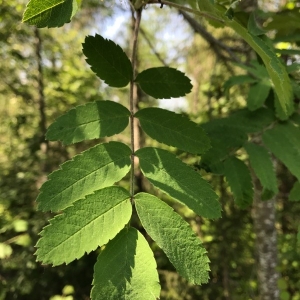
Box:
[22,0,79,28]
[223,157,254,208]
[135,193,210,284]
[135,67,192,99]
[135,107,210,155]
[244,142,278,200]
[35,186,132,266]
[263,122,300,181]
[83,34,133,87]
[135,147,221,218]
[37,141,131,212]
[46,101,130,144]
[91,227,160,300]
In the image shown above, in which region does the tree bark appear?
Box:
[252,175,280,300]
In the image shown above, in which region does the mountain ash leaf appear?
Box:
[35,186,132,266]
[46,101,130,144]
[135,193,210,284]
[91,227,160,300]
[135,107,210,154]
[37,142,131,212]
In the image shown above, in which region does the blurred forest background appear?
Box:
[0,0,300,299]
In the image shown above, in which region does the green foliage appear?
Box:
[22,0,80,28]
[83,34,133,88]
[135,67,193,99]
[135,193,210,284]
[223,157,253,208]
[91,227,160,300]
[37,142,131,211]
[135,107,210,154]
[47,101,130,144]
[36,186,132,265]
[288,182,300,202]
[18,0,300,298]
[244,142,278,200]
[136,147,221,218]
[263,122,300,181]
[247,80,271,111]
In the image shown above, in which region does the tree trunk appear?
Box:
[252,175,280,300]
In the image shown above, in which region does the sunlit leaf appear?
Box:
[135,107,210,154]
[46,101,130,144]
[22,0,79,28]
[83,34,133,87]
[36,187,132,266]
[91,227,160,300]
[135,193,210,284]
[223,157,253,208]
[135,67,192,99]
[135,147,221,218]
[244,142,278,200]
[37,142,131,212]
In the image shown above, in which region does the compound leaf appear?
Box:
[263,122,300,181]
[36,186,132,266]
[91,227,160,300]
[47,101,130,145]
[22,0,79,28]
[223,157,253,208]
[83,34,133,88]
[135,67,192,99]
[135,107,210,155]
[289,181,300,202]
[135,147,221,218]
[135,193,210,284]
[244,142,278,200]
[247,81,271,111]
[37,142,131,212]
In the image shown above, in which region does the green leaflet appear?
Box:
[35,186,132,266]
[135,107,210,155]
[244,142,278,200]
[263,122,300,181]
[224,75,257,92]
[91,227,160,300]
[247,12,267,36]
[289,181,300,202]
[135,193,210,284]
[37,142,131,212]
[135,67,192,99]
[247,81,271,111]
[22,0,79,28]
[46,101,130,145]
[223,157,253,208]
[135,147,221,218]
[83,34,133,88]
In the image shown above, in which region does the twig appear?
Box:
[129,9,142,199]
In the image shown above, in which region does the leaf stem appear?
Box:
[147,0,224,24]
[129,9,142,199]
